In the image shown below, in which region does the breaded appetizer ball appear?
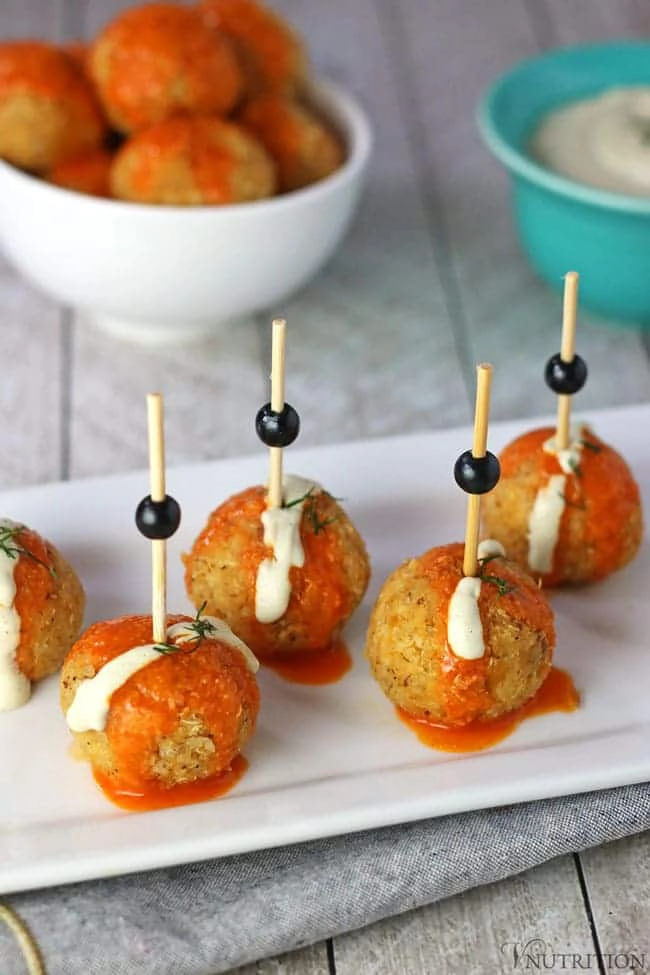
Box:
[183,477,370,660]
[240,94,344,191]
[49,147,113,197]
[365,541,555,726]
[111,115,276,204]
[0,519,85,712]
[200,0,307,96]
[0,41,106,172]
[61,613,259,793]
[89,2,242,133]
[482,426,643,587]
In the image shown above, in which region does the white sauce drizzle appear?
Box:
[446,539,506,661]
[0,518,29,712]
[531,87,650,196]
[255,474,316,624]
[526,426,586,573]
[65,615,259,734]
[542,426,585,475]
[527,475,567,574]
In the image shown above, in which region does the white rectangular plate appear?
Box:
[1,403,649,895]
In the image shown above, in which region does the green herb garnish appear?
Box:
[284,487,342,535]
[153,641,179,655]
[477,553,516,597]
[0,523,53,575]
[567,456,583,478]
[283,487,316,509]
[154,602,217,655]
[305,497,341,535]
[479,572,517,597]
[579,437,602,454]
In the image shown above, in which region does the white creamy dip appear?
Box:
[446,539,506,661]
[526,426,586,574]
[255,474,316,624]
[66,616,259,733]
[532,88,650,196]
[0,518,29,712]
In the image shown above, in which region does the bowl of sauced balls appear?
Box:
[0,0,372,344]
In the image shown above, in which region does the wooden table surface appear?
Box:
[2,1,650,972]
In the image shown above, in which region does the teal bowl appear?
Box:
[478,41,650,325]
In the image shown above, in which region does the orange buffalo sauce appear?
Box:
[185,484,364,669]
[398,667,579,753]
[408,543,556,726]
[121,117,256,203]
[500,426,641,585]
[260,637,352,685]
[64,614,260,810]
[94,755,248,812]
[0,41,99,104]
[200,0,306,95]
[92,4,242,132]
[13,527,56,680]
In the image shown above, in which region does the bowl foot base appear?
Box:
[92,314,228,346]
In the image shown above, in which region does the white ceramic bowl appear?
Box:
[0,81,372,344]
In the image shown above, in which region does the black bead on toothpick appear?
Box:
[454,449,500,495]
[461,363,496,578]
[255,402,300,448]
[552,271,583,452]
[544,352,587,396]
[135,494,181,540]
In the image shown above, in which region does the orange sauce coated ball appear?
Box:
[184,484,370,661]
[200,0,307,96]
[11,523,85,683]
[60,613,260,794]
[482,427,643,586]
[111,115,276,204]
[240,93,344,191]
[365,542,555,726]
[0,41,106,172]
[49,148,113,197]
[89,2,243,133]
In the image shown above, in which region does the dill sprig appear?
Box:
[283,487,342,535]
[479,572,517,596]
[153,641,180,655]
[305,498,341,535]
[566,436,600,478]
[567,456,583,478]
[579,437,602,454]
[154,602,216,655]
[477,553,516,598]
[0,523,53,575]
[283,487,316,509]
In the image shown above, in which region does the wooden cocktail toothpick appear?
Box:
[147,394,167,643]
[255,318,301,506]
[556,271,578,450]
[453,363,500,578]
[135,392,181,644]
[545,271,588,446]
[268,318,287,509]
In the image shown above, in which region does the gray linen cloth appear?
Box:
[2,782,649,974]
